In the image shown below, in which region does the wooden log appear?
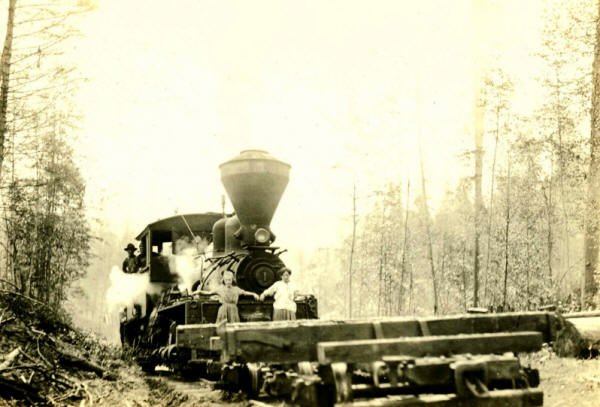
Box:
[554,316,600,356]
[218,313,555,363]
[0,316,15,327]
[317,332,543,364]
[56,348,116,380]
[563,310,600,319]
[0,347,21,370]
[466,307,489,314]
[248,399,272,407]
[0,376,44,404]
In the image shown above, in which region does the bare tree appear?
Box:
[502,154,512,309]
[398,179,410,314]
[470,0,487,309]
[473,91,484,308]
[481,69,514,305]
[0,0,17,183]
[348,182,356,318]
[418,142,438,314]
[584,0,600,307]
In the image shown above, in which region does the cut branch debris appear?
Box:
[0,290,120,405]
[0,347,21,370]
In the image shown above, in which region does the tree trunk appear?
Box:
[409,261,414,314]
[483,106,500,304]
[461,244,468,310]
[398,179,410,314]
[584,0,600,307]
[543,179,554,287]
[471,0,485,308]
[473,89,484,309]
[419,142,438,314]
[348,182,356,318]
[502,157,511,309]
[377,205,384,316]
[357,227,366,317]
[526,217,532,310]
[0,0,17,183]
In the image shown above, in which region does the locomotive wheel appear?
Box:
[241,363,262,398]
[331,363,352,403]
[318,363,352,404]
[370,361,386,386]
[206,360,222,380]
[139,361,157,375]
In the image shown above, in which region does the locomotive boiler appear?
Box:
[119,150,318,373]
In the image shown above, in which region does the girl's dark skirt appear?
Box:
[217,303,240,323]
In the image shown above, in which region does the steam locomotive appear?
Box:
[119,150,318,373]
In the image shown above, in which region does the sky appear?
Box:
[71,0,546,259]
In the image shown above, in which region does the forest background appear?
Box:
[0,0,598,342]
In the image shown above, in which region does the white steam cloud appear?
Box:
[170,236,210,293]
[105,236,211,320]
[105,265,151,315]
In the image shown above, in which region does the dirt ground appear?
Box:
[527,349,600,407]
[72,364,244,407]
[74,350,599,407]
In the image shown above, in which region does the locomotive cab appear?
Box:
[119,212,222,347]
[134,212,222,283]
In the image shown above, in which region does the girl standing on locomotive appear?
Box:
[194,271,259,323]
[259,267,299,320]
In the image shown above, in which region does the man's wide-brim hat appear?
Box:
[124,243,136,252]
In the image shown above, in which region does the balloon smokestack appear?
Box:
[219,150,290,246]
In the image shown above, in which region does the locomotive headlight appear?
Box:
[254,228,270,244]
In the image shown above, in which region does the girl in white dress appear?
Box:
[259,268,299,320]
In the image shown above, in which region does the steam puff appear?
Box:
[171,247,201,292]
[170,236,210,292]
[106,236,210,318]
[105,266,150,312]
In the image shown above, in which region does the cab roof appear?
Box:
[135,212,223,242]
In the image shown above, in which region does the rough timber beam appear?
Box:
[219,313,556,363]
[316,331,543,364]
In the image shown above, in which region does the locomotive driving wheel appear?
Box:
[242,363,263,398]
